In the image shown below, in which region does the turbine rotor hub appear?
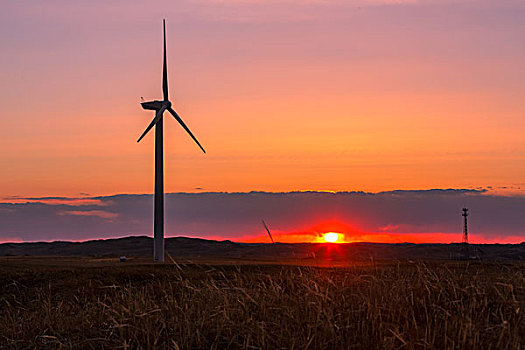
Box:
[164,100,172,109]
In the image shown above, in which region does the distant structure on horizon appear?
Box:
[137,20,206,262]
[462,207,469,244]
[461,207,470,259]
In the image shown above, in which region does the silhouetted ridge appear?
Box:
[1,236,523,261]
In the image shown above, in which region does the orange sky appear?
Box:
[3,68,524,198]
[1,1,525,201]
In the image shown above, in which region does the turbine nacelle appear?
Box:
[141,100,172,111]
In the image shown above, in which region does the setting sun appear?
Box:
[323,232,339,243]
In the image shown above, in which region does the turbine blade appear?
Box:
[162,19,168,101]
[167,107,206,153]
[262,220,275,244]
[137,105,167,143]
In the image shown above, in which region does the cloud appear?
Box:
[2,197,108,206]
[60,210,118,219]
[0,236,23,244]
[0,189,524,243]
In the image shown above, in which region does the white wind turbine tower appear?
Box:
[137,20,206,262]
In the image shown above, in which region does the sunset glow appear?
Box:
[2,3,523,347]
[1,1,525,245]
[323,232,340,243]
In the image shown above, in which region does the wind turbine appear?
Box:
[137,20,206,262]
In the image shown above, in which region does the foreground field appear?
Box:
[1,258,524,349]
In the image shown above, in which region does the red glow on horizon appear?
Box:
[1,232,523,245]
[231,218,524,244]
[236,231,524,245]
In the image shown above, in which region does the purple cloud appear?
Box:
[1,189,524,243]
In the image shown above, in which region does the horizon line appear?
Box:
[2,234,523,246]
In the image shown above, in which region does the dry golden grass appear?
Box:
[0,259,523,349]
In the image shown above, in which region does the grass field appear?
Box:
[1,258,523,349]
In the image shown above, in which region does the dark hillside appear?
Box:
[1,236,523,262]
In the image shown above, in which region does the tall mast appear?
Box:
[462,207,469,244]
[154,116,165,262]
